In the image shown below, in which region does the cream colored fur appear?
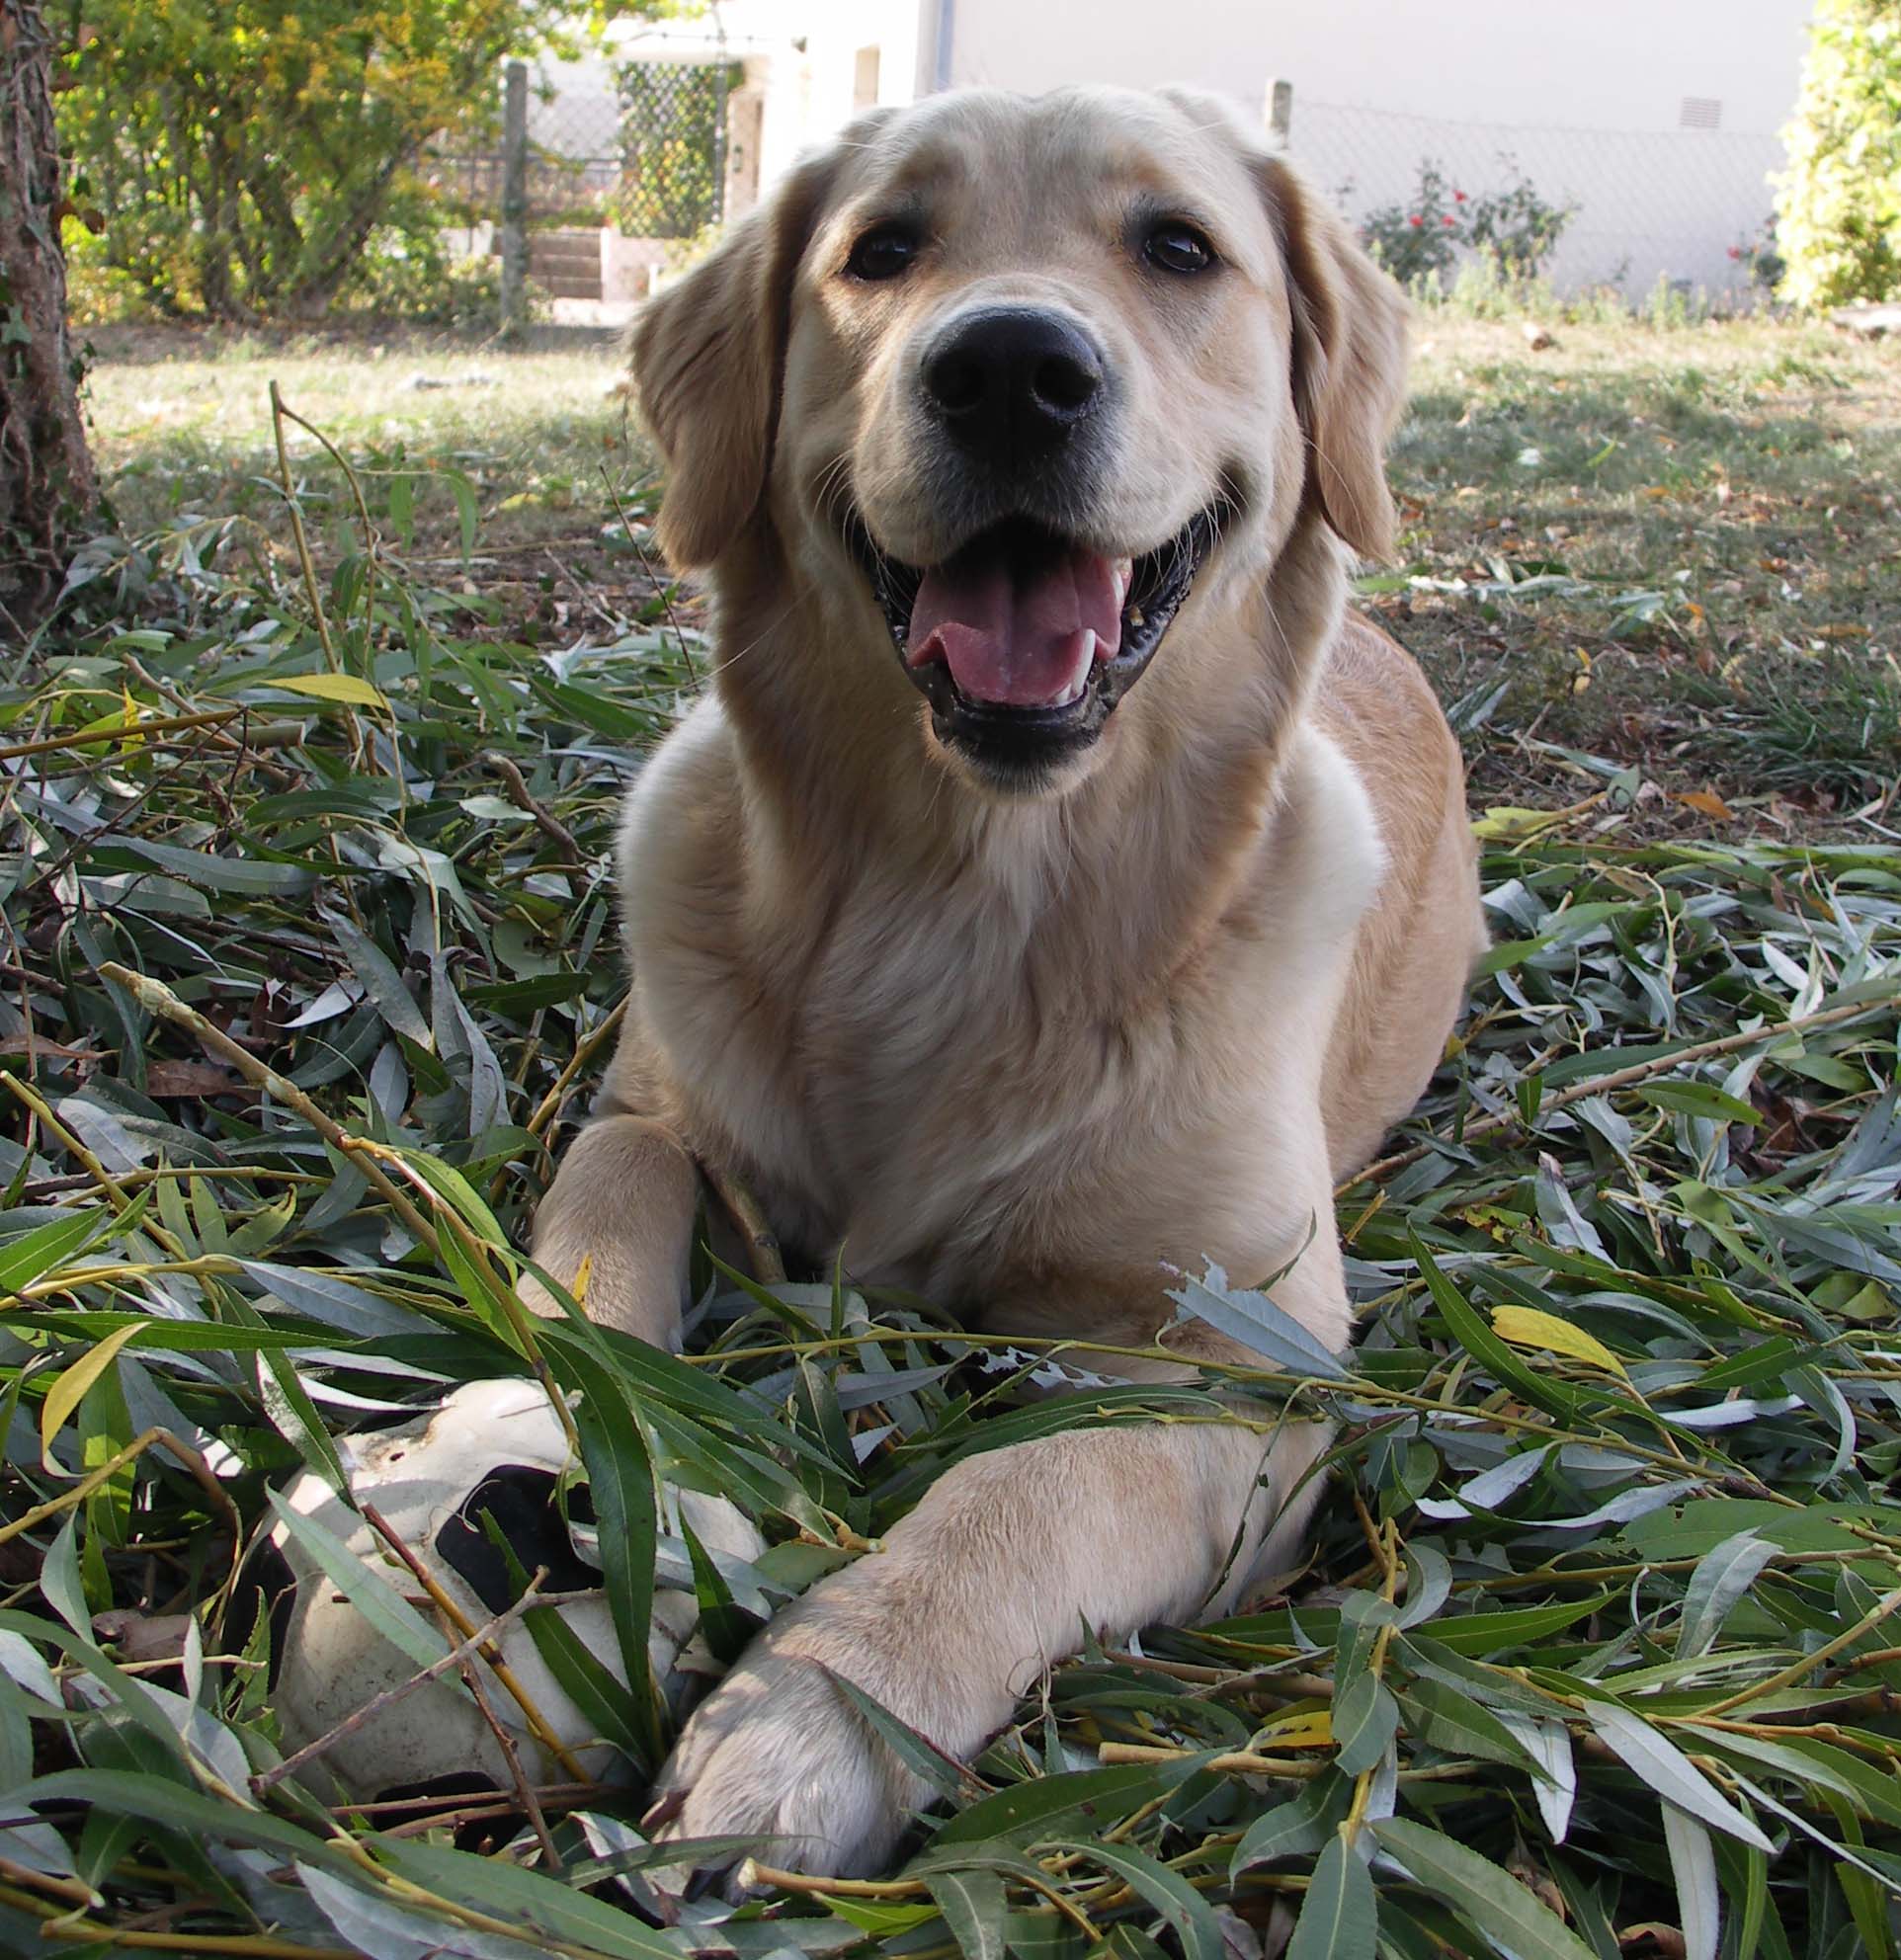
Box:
[520,84,1486,1878]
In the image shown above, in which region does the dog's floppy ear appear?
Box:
[629,134,865,569]
[1256,155,1409,561]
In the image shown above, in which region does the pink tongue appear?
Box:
[909,546,1123,707]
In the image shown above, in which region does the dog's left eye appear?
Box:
[846,225,921,282]
[1143,223,1216,275]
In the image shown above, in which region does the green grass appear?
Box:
[1,312,1898,1959]
[1382,313,1901,820]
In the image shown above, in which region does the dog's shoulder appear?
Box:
[615,699,745,951]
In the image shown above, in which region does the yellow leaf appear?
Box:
[1258,1708,1334,1749]
[1472,806,1567,841]
[41,1322,143,1470]
[65,710,139,750]
[1672,789,1735,821]
[1492,1306,1628,1381]
[269,672,390,710]
[120,686,144,749]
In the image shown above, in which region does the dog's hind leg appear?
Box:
[519,1114,699,1348]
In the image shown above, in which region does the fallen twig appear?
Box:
[96,961,441,1256]
[360,1504,591,1784]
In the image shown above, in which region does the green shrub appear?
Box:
[1361,159,1466,284]
[54,1,660,322]
[1732,215,1787,295]
[1463,155,1577,283]
[1777,0,1901,307]
[340,228,525,326]
[1364,155,1576,291]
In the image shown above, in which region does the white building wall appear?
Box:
[931,0,1815,292]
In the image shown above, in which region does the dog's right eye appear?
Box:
[1143,222,1217,275]
[845,226,920,282]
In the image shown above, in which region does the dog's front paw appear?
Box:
[649,1645,926,1881]
[648,1608,968,1883]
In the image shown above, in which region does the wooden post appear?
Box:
[1266,78,1292,150]
[499,58,529,339]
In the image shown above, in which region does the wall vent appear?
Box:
[1680,96,1723,129]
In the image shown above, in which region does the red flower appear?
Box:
[1728,245,1743,259]
[1408,214,1423,226]
[1453,190,1467,203]
[1443,215,1456,227]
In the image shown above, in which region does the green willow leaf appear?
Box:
[1286,1833,1376,1960]
[1369,1818,1598,1960]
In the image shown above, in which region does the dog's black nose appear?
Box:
[922,307,1105,457]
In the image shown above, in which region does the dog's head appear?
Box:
[632,87,1407,797]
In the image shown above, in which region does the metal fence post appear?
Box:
[500,58,529,338]
[1266,79,1292,151]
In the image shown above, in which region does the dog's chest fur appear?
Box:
[614,703,1382,1320]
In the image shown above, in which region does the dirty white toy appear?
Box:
[266,1378,766,1802]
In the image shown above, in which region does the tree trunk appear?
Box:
[0,0,95,633]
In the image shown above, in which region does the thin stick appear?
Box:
[703,1160,787,1286]
[124,655,300,790]
[332,1779,607,1818]
[0,1853,101,1907]
[0,1884,355,1958]
[360,1504,591,1784]
[22,1164,322,1203]
[737,1861,928,1898]
[1696,1578,1901,1719]
[524,996,627,1140]
[252,1574,593,1794]
[1101,1650,1337,1701]
[269,381,341,676]
[97,961,441,1257]
[483,749,586,889]
[0,1070,135,1217]
[270,393,406,796]
[458,1650,563,1866]
[0,707,285,764]
[1337,991,1899,1194]
[0,1427,239,1556]
[1097,1742,1325,1778]
[375,1787,605,1839]
[601,464,701,694]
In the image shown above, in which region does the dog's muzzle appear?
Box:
[849,506,1227,784]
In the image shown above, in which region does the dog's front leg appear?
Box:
[520,1113,700,1347]
[650,1412,1330,1879]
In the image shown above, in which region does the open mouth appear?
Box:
[848,506,1225,771]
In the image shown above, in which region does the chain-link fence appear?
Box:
[422,51,744,325]
[418,62,1789,330]
[1282,95,1783,299]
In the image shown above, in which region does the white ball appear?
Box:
[266,1378,764,1802]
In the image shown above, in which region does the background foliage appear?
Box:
[1362,157,1576,290]
[53,0,663,321]
[1776,0,1901,309]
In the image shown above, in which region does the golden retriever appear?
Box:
[522,84,1484,1878]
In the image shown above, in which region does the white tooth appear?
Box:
[1078,628,1097,667]
[1114,558,1133,605]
